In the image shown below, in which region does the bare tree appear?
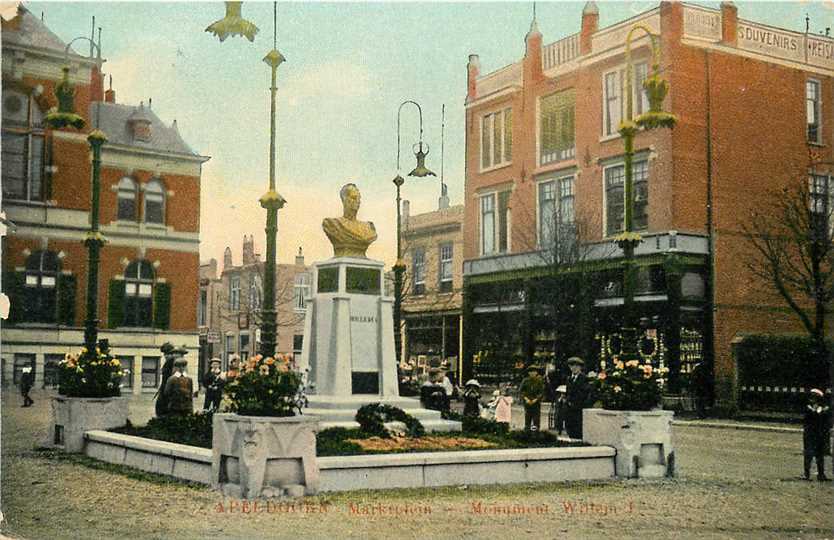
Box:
[741,155,834,379]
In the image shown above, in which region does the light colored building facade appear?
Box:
[199,237,310,371]
[1,6,209,393]
[400,199,464,383]
[462,1,833,404]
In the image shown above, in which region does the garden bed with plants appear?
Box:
[113,411,586,457]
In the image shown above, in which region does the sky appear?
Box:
[22,0,834,268]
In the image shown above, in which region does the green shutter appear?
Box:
[56,274,77,326]
[153,282,171,330]
[2,271,25,324]
[108,279,125,328]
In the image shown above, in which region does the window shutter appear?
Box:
[108,279,126,328]
[2,271,25,324]
[153,282,171,330]
[56,274,76,326]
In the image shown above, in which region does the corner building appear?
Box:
[1,7,209,393]
[462,1,834,406]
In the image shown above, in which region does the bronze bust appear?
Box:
[322,183,377,257]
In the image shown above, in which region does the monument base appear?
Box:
[304,395,461,432]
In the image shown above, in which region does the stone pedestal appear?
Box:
[47,396,129,453]
[299,256,460,432]
[582,408,674,479]
[212,413,320,498]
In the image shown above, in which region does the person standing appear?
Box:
[803,388,831,481]
[495,387,514,431]
[565,357,591,439]
[20,366,34,407]
[203,358,225,412]
[154,342,176,417]
[164,355,194,416]
[462,379,482,417]
[520,366,545,431]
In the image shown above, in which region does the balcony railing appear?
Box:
[542,33,580,71]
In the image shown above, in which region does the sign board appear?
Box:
[207,331,221,344]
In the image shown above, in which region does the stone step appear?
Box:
[305,395,424,411]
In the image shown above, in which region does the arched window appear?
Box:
[144,179,165,224]
[2,89,45,202]
[117,177,138,221]
[124,260,154,327]
[23,250,60,322]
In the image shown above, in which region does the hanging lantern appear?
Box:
[45,66,85,130]
[408,142,436,178]
[205,1,259,42]
[635,62,676,131]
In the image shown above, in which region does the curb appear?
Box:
[672,420,801,434]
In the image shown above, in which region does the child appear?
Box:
[803,388,831,481]
[550,384,567,435]
[463,379,481,417]
[495,387,514,430]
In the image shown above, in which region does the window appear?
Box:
[605,161,649,236]
[809,174,834,235]
[225,335,235,364]
[603,63,649,137]
[118,356,134,388]
[2,89,45,202]
[249,275,262,311]
[144,179,165,224]
[124,260,154,327]
[412,247,426,295]
[293,273,310,312]
[239,334,250,360]
[117,177,138,221]
[13,354,35,386]
[44,354,63,388]
[539,176,575,251]
[439,243,453,292]
[23,250,60,323]
[198,289,208,327]
[480,191,511,255]
[229,276,240,311]
[540,89,576,165]
[807,80,821,143]
[141,357,159,388]
[293,335,304,359]
[481,108,512,170]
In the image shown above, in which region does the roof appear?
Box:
[1,5,81,57]
[89,101,201,158]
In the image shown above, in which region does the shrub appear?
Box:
[58,342,123,398]
[593,358,666,411]
[315,427,365,456]
[115,412,213,449]
[461,415,507,435]
[223,353,305,417]
[355,403,425,438]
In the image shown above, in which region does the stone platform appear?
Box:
[304,395,461,432]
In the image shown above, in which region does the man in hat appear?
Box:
[203,358,225,412]
[154,342,176,417]
[803,388,831,481]
[20,366,34,407]
[163,350,194,416]
[565,357,591,439]
[520,365,545,431]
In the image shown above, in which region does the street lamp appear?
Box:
[615,25,676,363]
[392,100,436,366]
[209,2,286,358]
[45,37,107,355]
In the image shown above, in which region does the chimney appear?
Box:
[127,101,152,142]
[720,1,738,46]
[466,54,480,103]
[223,247,233,270]
[242,235,255,265]
[580,2,599,56]
[90,64,104,102]
[295,247,305,266]
[524,16,543,82]
[104,74,115,103]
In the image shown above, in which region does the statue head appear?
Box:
[340,183,361,219]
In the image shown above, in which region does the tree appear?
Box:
[741,156,834,397]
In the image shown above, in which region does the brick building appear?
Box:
[1,6,209,392]
[400,195,464,384]
[462,1,833,405]
[198,237,310,372]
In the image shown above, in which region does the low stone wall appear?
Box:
[84,431,616,492]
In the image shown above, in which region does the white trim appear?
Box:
[680,38,834,77]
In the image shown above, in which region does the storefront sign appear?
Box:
[807,35,834,70]
[207,331,220,344]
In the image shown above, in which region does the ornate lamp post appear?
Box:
[45,38,107,354]
[392,100,436,366]
[208,2,286,358]
[614,26,676,363]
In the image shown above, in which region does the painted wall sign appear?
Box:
[683,6,720,42]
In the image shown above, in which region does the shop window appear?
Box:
[1,89,45,202]
[43,354,63,388]
[118,356,134,388]
[141,356,158,388]
[23,250,60,323]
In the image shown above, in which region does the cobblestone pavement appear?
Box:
[1,389,832,540]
